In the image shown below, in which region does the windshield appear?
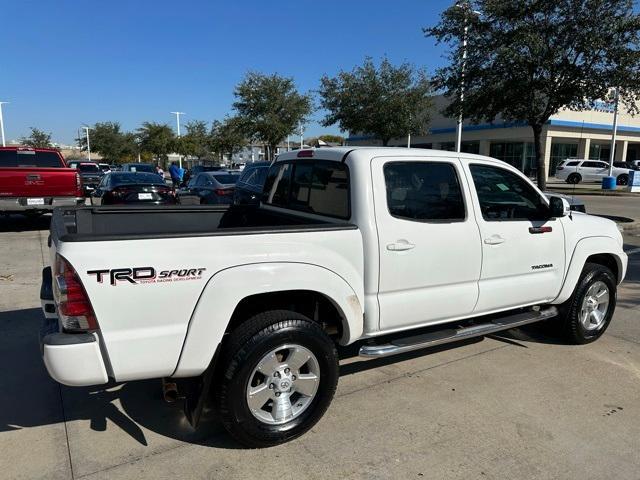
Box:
[78,164,100,173]
[210,173,240,184]
[111,173,165,186]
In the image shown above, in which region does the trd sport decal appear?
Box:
[87,267,206,286]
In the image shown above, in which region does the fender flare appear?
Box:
[553,236,626,305]
[172,262,363,377]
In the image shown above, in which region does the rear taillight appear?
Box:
[557,166,564,171]
[54,254,98,332]
[215,188,233,196]
[75,172,83,196]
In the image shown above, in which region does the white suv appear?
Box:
[556,159,631,185]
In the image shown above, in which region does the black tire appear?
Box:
[617,174,629,186]
[215,310,339,448]
[566,173,581,184]
[557,262,617,344]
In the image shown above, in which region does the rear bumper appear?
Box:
[41,331,109,386]
[40,266,109,386]
[0,196,85,212]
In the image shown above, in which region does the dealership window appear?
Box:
[489,142,536,175]
[437,142,479,154]
[549,142,578,175]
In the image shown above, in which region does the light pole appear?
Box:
[607,87,620,177]
[0,102,9,147]
[171,111,185,168]
[299,124,304,149]
[82,126,91,162]
[454,2,480,153]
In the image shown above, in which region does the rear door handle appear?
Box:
[387,240,415,251]
[484,235,505,245]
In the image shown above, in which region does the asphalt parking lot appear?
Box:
[1,199,640,480]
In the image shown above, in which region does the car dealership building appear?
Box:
[347,95,640,180]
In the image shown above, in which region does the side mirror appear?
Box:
[549,196,570,217]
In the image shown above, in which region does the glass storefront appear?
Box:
[549,142,578,175]
[589,143,611,161]
[438,141,480,154]
[489,142,536,175]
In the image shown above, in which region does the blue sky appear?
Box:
[1,0,451,144]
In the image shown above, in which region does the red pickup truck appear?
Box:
[0,146,84,215]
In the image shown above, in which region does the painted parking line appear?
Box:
[625,247,640,255]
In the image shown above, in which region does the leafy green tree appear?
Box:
[20,127,53,148]
[233,72,312,160]
[136,122,175,162]
[210,116,247,161]
[76,122,137,163]
[176,120,212,159]
[425,0,640,189]
[318,57,432,146]
[318,134,345,144]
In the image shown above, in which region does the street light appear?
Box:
[171,111,185,168]
[607,87,620,178]
[82,126,91,162]
[454,1,480,153]
[0,102,9,147]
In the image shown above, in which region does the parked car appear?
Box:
[555,159,631,185]
[90,172,176,206]
[190,165,225,175]
[177,171,240,205]
[0,146,84,216]
[40,147,627,448]
[233,161,270,206]
[120,163,156,174]
[73,162,104,194]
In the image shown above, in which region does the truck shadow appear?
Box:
[0,294,634,450]
[0,214,51,232]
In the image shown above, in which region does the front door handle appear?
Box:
[484,235,505,245]
[387,240,415,251]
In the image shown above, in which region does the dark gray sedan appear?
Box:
[177,172,241,205]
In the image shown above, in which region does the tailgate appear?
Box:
[0,167,79,197]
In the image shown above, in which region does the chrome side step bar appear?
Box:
[359,307,558,358]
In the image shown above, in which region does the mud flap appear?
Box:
[182,345,220,427]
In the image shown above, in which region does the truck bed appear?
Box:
[51,204,355,242]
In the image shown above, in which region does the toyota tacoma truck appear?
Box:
[0,146,84,216]
[39,147,627,447]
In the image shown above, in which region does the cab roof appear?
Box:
[274,146,494,164]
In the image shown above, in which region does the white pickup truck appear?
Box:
[40,147,627,447]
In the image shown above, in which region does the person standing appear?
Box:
[156,164,165,180]
[169,161,180,188]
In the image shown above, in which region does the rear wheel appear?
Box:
[215,310,339,447]
[617,174,629,186]
[566,173,581,184]
[557,263,617,344]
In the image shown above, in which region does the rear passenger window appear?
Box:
[384,162,465,221]
[0,150,63,168]
[566,161,579,166]
[263,161,350,219]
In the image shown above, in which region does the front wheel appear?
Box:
[215,310,339,447]
[557,263,617,344]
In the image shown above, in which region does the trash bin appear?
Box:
[602,176,616,190]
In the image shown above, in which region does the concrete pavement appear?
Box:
[1,212,640,480]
